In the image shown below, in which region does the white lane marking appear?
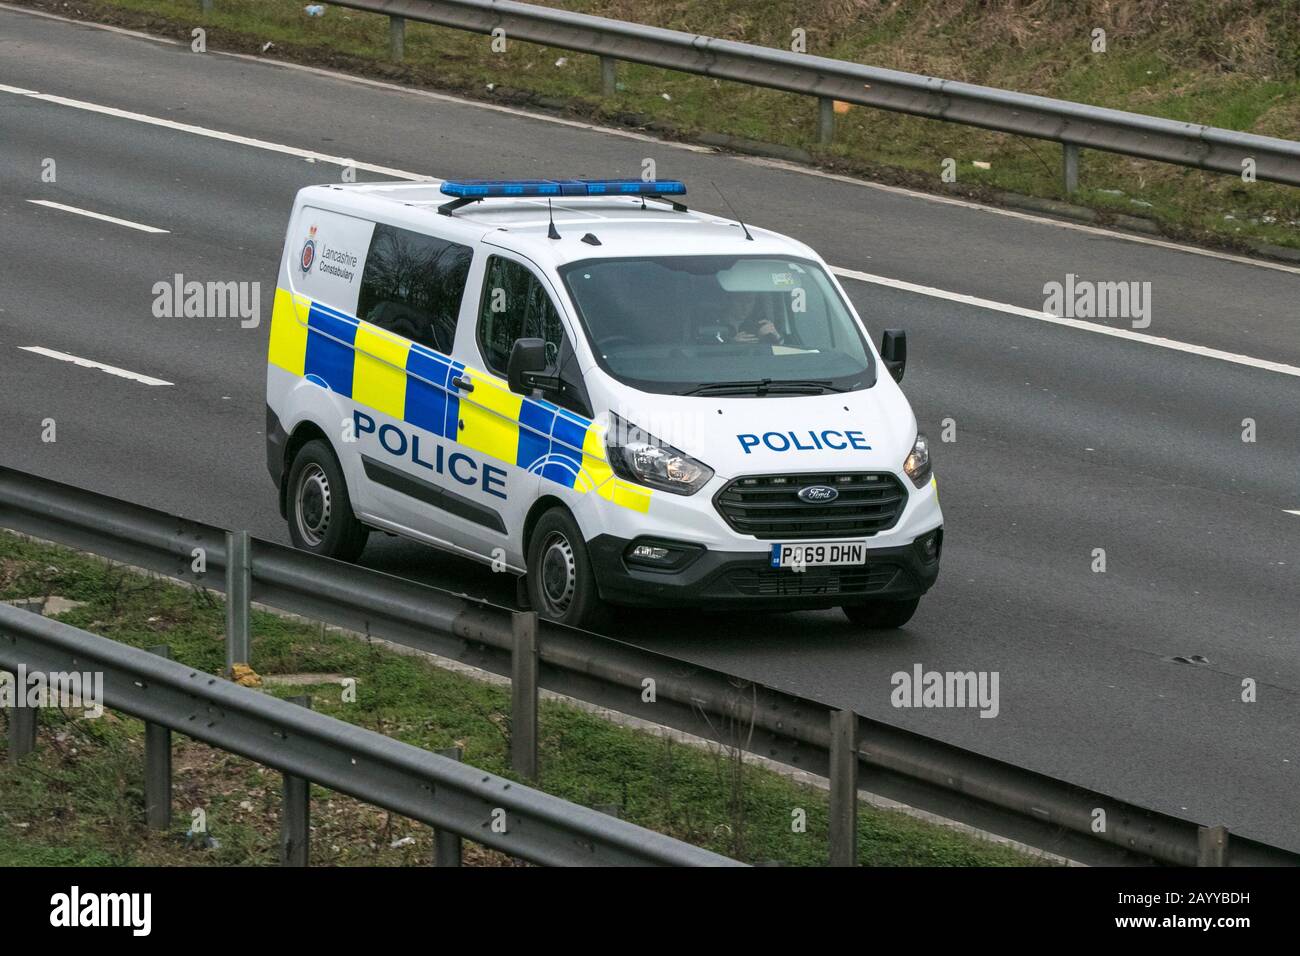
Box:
[26,199,168,234]
[0,83,429,181]
[5,0,1294,273]
[18,346,173,386]
[1286,510,1300,517]
[0,2,715,154]
[831,267,1300,379]
[2,82,1298,380]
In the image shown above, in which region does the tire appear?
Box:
[526,507,605,629]
[285,439,369,562]
[842,597,920,630]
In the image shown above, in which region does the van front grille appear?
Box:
[713,472,907,540]
[725,563,901,597]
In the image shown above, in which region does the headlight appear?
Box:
[605,414,714,495]
[903,432,931,487]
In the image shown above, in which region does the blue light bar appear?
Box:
[439,178,687,198]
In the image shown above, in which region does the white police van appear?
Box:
[266,178,942,630]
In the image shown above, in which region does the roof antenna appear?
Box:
[546,198,561,240]
[712,181,753,241]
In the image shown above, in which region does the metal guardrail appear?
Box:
[0,601,739,867]
[2,465,1296,867]
[270,0,1300,193]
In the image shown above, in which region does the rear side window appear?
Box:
[357,224,472,354]
[477,256,564,374]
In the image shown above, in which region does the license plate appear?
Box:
[769,542,866,569]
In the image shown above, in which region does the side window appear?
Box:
[477,256,564,374]
[357,224,472,354]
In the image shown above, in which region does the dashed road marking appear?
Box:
[27,199,169,234]
[19,346,173,386]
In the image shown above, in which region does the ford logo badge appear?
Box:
[797,485,838,503]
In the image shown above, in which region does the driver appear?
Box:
[714,293,783,345]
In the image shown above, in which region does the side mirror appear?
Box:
[880,329,907,383]
[507,337,549,394]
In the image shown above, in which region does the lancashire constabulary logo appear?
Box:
[300,225,317,273]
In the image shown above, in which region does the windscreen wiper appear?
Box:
[678,379,842,396]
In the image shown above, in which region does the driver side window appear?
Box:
[477,256,564,374]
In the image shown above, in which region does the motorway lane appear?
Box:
[2,7,1298,848]
[3,5,1300,362]
[0,94,397,531]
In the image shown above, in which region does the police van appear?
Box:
[265,179,942,630]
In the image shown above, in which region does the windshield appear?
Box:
[558,255,875,395]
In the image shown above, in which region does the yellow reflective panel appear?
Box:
[457,367,524,465]
[267,288,309,376]
[352,322,411,421]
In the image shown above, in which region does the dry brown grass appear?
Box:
[586,0,1297,82]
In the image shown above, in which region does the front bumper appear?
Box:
[587,531,941,610]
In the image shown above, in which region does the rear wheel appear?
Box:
[526,507,604,629]
[842,597,920,630]
[286,439,369,562]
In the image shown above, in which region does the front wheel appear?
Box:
[526,507,605,629]
[286,439,369,562]
[842,597,920,630]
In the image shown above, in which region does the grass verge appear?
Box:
[0,530,1042,866]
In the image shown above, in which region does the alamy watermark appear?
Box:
[1043,273,1151,329]
[50,886,150,936]
[0,665,104,717]
[891,664,999,718]
[151,273,260,328]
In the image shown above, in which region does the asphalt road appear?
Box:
[2,7,1298,850]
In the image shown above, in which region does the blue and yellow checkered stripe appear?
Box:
[268,288,651,512]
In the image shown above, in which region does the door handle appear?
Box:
[451,375,474,393]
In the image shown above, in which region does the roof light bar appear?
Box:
[439,178,687,198]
